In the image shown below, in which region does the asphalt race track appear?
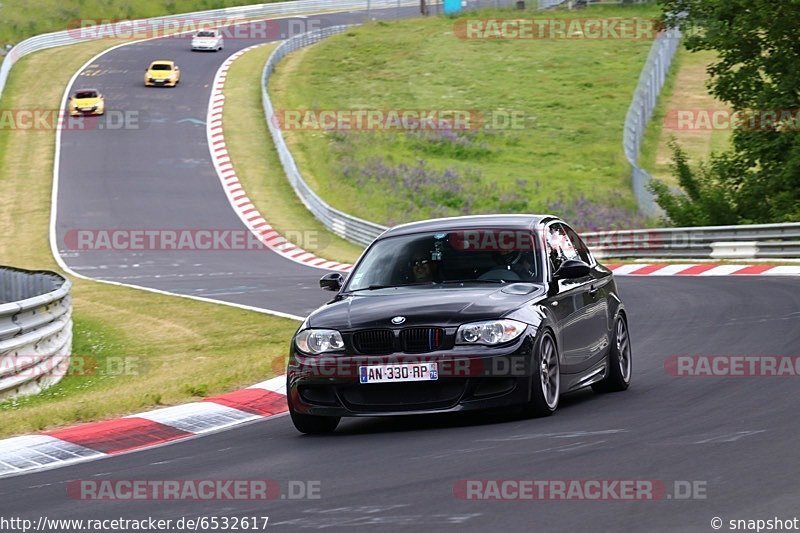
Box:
[55,7,417,317]
[9,4,800,532]
[2,277,799,531]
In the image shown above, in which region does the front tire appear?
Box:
[524,330,560,417]
[592,314,632,393]
[290,409,340,434]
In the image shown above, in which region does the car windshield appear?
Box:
[196,31,215,37]
[151,64,172,71]
[344,230,543,292]
[75,90,98,99]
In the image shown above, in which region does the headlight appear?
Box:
[456,319,527,346]
[295,329,345,355]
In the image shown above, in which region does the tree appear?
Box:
[652,0,800,224]
[650,141,739,226]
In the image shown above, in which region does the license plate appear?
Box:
[359,363,438,384]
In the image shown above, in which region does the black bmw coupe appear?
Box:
[287,215,631,434]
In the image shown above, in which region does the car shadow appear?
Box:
[304,387,599,437]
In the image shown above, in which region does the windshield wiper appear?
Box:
[346,282,434,293]
[439,279,507,284]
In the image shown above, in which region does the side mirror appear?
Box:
[319,272,344,291]
[553,259,590,280]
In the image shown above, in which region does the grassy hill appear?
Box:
[270,4,662,231]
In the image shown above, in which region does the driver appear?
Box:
[411,253,439,283]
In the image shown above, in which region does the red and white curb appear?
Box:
[606,263,800,276]
[0,377,287,479]
[206,45,353,273]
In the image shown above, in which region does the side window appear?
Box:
[563,225,593,265]
[546,223,579,273]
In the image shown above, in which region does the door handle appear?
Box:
[589,286,599,297]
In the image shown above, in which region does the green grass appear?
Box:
[223,44,364,264]
[0,0,292,46]
[270,4,662,229]
[0,40,298,438]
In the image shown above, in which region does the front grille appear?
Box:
[400,327,445,353]
[352,329,394,354]
[339,380,467,412]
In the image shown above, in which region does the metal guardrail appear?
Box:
[583,222,800,259]
[258,2,682,246]
[261,26,389,247]
[264,29,800,259]
[538,0,567,8]
[0,267,72,400]
[260,0,525,246]
[623,27,681,217]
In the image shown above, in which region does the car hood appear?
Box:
[72,97,102,107]
[192,37,219,43]
[148,70,175,79]
[306,284,546,330]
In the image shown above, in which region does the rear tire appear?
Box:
[592,314,632,393]
[524,330,560,417]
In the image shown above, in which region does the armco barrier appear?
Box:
[0,267,73,400]
[623,27,681,217]
[259,0,521,246]
[261,12,682,246]
[583,222,800,260]
[261,26,389,247]
[260,27,799,258]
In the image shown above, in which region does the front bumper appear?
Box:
[287,333,537,417]
[145,78,176,87]
[69,107,103,117]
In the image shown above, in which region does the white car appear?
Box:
[191,30,224,52]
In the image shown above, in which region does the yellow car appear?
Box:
[144,60,181,87]
[69,89,104,116]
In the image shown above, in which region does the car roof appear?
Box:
[150,60,174,65]
[378,214,560,238]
